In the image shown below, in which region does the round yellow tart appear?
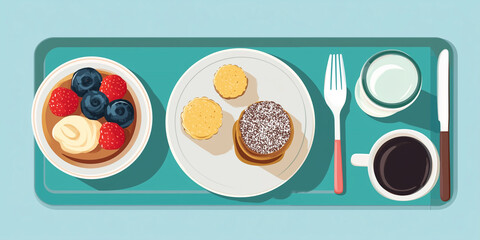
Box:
[213,64,248,99]
[181,97,223,140]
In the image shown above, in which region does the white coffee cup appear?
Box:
[355,50,422,118]
[351,129,439,201]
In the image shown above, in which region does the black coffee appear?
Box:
[374,137,431,195]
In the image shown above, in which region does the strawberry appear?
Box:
[99,122,125,150]
[48,87,79,116]
[99,75,127,102]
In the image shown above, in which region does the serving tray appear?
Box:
[34,38,455,206]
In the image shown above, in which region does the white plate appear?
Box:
[32,57,153,179]
[166,48,315,197]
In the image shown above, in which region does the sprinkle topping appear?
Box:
[239,101,291,154]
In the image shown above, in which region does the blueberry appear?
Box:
[71,67,102,97]
[81,91,109,120]
[105,99,134,128]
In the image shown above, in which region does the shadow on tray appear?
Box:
[223,58,341,202]
[81,74,168,190]
[370,90,439,131]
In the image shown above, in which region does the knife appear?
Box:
[437,49,450,201]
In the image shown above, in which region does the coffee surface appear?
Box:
[374,136,431,195]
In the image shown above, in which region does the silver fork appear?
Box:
[324,54,347,194]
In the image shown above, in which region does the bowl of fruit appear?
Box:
[32,57,153,179]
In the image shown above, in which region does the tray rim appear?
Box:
[33,37,457,208]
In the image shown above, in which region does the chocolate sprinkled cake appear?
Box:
[239,101,291,155]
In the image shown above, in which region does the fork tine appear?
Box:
[336,54,341,90]
[331,54,336,90]
[324,54,332,91]
[340,54,346,90]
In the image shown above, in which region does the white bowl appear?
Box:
[32,57,153,179]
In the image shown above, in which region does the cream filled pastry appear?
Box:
[52,115,102,154]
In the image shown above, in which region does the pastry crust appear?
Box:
[232,101,294,165]
[233,121,284,166]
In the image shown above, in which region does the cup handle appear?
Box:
[351,154,369,167]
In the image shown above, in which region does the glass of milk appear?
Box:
[355,50,421,117]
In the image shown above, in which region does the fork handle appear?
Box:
[334,140,343,194]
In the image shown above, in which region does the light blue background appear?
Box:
[0,0,478,239]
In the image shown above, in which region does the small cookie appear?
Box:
[214,64,248,99]
[181,97,223,140]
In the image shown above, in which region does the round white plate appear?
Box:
[32,57,153,179]
[166,48,315,197]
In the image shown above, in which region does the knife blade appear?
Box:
[437,49,450,201]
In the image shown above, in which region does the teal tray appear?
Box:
[34,38,456,207]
